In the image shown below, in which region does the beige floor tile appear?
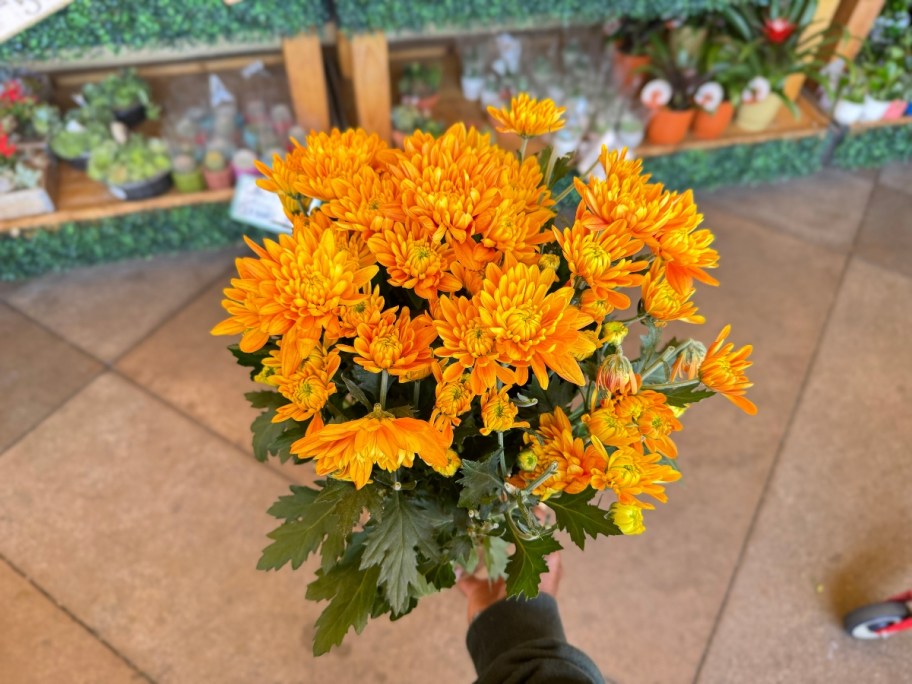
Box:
[116,278,314,485]
[0,372,478,683]
[3,249,238,363]
[0,560,144,684]
[557,206,845,684]
[698,259,912,684]
[699,168,874,251]
[0,302,101,452]
[878,162,912,196]
[856,184,912,279]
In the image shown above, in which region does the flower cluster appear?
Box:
[214,94,756,654]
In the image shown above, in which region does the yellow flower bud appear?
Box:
[596,352,639,395]
[518,448,538,472]
[254,364,278,386]
[538,253,561,271]
[433,449,462,477]
[671,340,707,381]
[610,502,645,535]
[601,321,629,347]
[479,387,531,436]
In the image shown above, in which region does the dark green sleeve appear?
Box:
[466,594,605,684]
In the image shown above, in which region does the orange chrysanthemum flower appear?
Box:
[589,438,681,509]
[670,341,707,381]
[476,262,595,388]
[487,93,566,137]
[431,371,475,426]
[511,408,602,499]
[269,345,341,425]
[652,191,720,294]
[337,285,385,338]
[641,263,705,325]
[211,224,378,373]
[554,222,646,309]
[618,391,682,458]
[320,165,397,239]
[291,128,388,202]
[479,386,530,436]
[292,405,448,489]
[433,295,516,395]
[476,198,554,266]
[700,325,757,415]
[582,404,640,448]
[367,220,462,300]
[338,307,437,380]
[255,151,310,216]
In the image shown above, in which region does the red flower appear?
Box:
[0,133,17,158]
[0,80,26,104]
[763,17,796,44]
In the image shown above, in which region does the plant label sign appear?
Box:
[0,0,74,43]
[229,174,293,235]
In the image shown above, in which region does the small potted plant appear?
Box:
[0,129,54,220]
[391,104,444,147]
[691,35,752,140]
[609,18,664,90]
[831,59,867,126]
[641,34,698,145]
[202,147,234,189]
[49,106,113,170]
[81,68,160,127]
[232,148,259,177]
[171,152,205,193]
[461,63,485,102]
[87,134,172,200]
[398,62,443,112]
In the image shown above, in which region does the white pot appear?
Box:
[833,98,865,126]
[460,75,485,102]
[617,122,645,149]
[860,95,891,122]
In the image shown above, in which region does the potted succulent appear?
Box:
[87,134,172,200]
[171,152,205,193]
[391,104,445,147]
[202,147,234,189]
[859,44,906,121]
[831,59,867,126]
[609,18,664,90]
[232,148,259,177]
[398,62,443,112]
[49,106,113,170]
[640,34,698,145]
[81,68,160,127]
[691,34,752,140]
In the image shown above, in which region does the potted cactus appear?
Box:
[202,147,234,189]
[171,152,205,193]
[81,68,160,127]
[87,134,172,200]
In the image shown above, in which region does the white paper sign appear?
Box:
[0,0,74,43]
[229,174,293,234]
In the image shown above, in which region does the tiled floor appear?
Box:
[1,165,911,683]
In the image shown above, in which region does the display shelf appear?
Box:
[843,113,912,132]
[831,113,912,169]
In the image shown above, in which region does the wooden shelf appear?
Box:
[845,113,912,133]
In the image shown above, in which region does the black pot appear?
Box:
[108,172,172,201]
[58,153,90,171]
[114,103,146,128]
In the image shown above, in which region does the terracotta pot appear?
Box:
[735,96,784,132]
[613,48,651,90]
[691,101,734,140]
[646,107,695,146]
[203,166,235,190]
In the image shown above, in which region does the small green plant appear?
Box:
[204,148,228,172]
[49,106,114,160]
[835,59,867,104]
[172,153,198,174]
[391,105,444,135]
[397,62,443,99]
[859,43,906,100]
[81,68,161,119]
[609,17,666,55]
[87,135,171,186]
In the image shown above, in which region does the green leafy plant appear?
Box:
[49,106,114,161]
[81,68,161,119]
[859,43,907,101]
[88,135,171,186]
[391,104,445,135]
[834,59,868,104]
[609,17,666,55]
[397,62,443,99]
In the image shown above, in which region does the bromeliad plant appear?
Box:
[212,95,757,655]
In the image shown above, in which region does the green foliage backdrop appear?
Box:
[831,123,912,169]
[0,0,328,62]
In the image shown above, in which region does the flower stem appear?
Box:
[640,340,693,383]
[413,379,421,408]
[642,379,701,392]
[518,136,529,161]
[379,370,390,409]
[551,157,600,205]
[544,145,558,187]
[617,312,648,325]
[524,461,558,494]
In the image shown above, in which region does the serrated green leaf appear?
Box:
[306,544,380,656]
[229,344,271,380]
[457,454,503,509]
[483,535,510,581]
[245,390,286,409]
[546,490,621,550]
[658,383,716,408]
[420,558,457,590]
[251,410,285,462]
[266,485,319,520]
[272,422,308,463]
[360,493,437,614]
[503,526,562,599]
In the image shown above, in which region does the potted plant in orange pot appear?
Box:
[641,33,698,146]
[609,18,664,91]
[691,33,753,140]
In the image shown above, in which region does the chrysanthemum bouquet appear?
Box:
[213,94,756,655]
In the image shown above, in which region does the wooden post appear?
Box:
[337,31,354,80]
[282,32,331,132]
[783,0,842,101]
[827,0,887,61]
[351,32,392,142]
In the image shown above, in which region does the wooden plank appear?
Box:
[351,32,392,142]
[784,0,842,100]
[828,0,887,61]
[282,32,331,132]
[337,31,354,80]
[846,113,912,133]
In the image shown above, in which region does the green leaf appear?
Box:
[342,374,373,409]
[457,454,503,509]
[360,493,438,614]
[483,535,510,581]
[350,364,381,402]
[245,390,286,410]
[503,526,562,599]
[523,373,575,414]
[258,482,379,572]
[251,410,285,462]
[546,490,620,550]
[271,422,308,464]
[229,344,271,380]
[306,544,380,656]
[658,383,716,408]
[420,558,457,590]
[266,485,319,520]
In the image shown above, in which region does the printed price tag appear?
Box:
[229,174,293,235]
[0,0,74,43]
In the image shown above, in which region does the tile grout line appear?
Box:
[690,169,881,683]
[0,554,157,683]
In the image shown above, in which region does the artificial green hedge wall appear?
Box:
[831,123,912,169]
[643,134,828,191]
[0,202,265,281]
[0,0,328,62]
[334,0,740,32]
